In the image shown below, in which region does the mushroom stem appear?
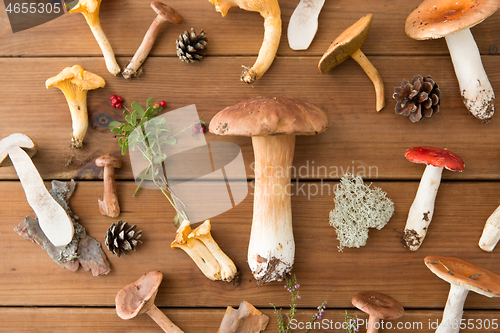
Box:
[403,164,443,251]
[436,283,469,333]
[147,304,185,333]
[99,165,119,217]
[351,48,385,112]
[248,135,295,284]
[87,19,121,76]
[445,28,495,121]
[65,95,88,149]
[367,314,380,333]
[479,205,500,252]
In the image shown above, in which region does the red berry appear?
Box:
[154,103,160,109]
[111,98,118,104]
[115,103,122,108]
[110,94,117,100]
[192,126,200,133]
[201,124,207,133]
[111,102,117,108]
[160,100,166,107]
[117,96,123,103]
[194,123,201,129]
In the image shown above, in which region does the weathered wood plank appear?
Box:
[1,181,500,309]
[1,0,499,57]
[0,57,500,181]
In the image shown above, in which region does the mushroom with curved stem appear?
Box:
[287,0,325,50]
[122,2,182,79]
[116,271,185,333]
[0,133,74,247]
[405,0,499,122]
[479,205,500,252]
[46,65,105,148]
[208,0,281,83]
[351,291,404,333]
[318,14,385,112]
[402,147,464,251]
[96,154,122,218]
[425,256,500,333]
[67,0,121,76]
[209,96,328,284]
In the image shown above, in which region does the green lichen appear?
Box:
[329,174,394,251]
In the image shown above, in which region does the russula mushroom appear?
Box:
[122,2,182,79]
[351,291,404,333]
[405,0,499,121]
[116,271,185,333]
[209,96,329,284]
[479,205,500,252]
[402,146,464,251]
[208,0,281,83]
[46,65,105,148]
[425,256,500,333]
[96,154,123,218]
[67,0,121,75]
[0,133,74,247]
[218,300,270,333]
[287,0,325,50]
[318,13,385,112]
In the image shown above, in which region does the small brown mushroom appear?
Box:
[351,291,404,333]
[218,300,269,333]
[96,154,123,218]
[122,2,182,79]
[116,271,184,333]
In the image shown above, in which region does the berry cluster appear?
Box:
[193,121,207,134]
[110,94,123,108]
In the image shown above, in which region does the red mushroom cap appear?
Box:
[404,146,464,171]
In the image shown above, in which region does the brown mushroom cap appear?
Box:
[318,13,373,73]
[425,256,500,298]
[96,154,123,169]
[351,291,404,320]
[0,133,38,167]
[209,96,328,137]
[151,1,182,25]
[404,146,464,171]
[115,271,164,319]
[405,0,500,40]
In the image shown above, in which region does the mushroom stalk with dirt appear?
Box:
[209,97,328,284]
[96,154,123,217]
[402,147,464,251]
[208,0,281,83]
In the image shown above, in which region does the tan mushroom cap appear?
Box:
[405,0,500,40]
[46,65,105,91]
[318,13,373,73]
[151,1,182,24]
[351,291,404,320]
[0,133,38,167]
[96,154,123,168]
[115,271,163,319]
[425,256,500,298]
[209,96,328,137]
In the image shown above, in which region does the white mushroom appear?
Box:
[287,0,325,50]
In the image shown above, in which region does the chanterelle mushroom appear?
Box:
[67,0,121,75]
[208,0,281,83]
[351,291,404,333]
[425,256,500,333]
[46,65,105,148]
[209,96,329,284]
[0,133,74,247]
[405,0,500,121]
[402,146,464,251]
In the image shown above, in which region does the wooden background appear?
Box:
[1,0,500,332]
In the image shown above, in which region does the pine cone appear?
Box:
[176,28,208,63]
[105,221,142,257]
[393,75,441,122]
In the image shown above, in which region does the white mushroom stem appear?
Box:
[436,283,469,333]
[351,49,385,112]
[403,164,443,251]
[479,205,500,252]
[86,18,121,76]
[248,135,295,284]
[287,0,325,50]
[65,97,88,149]
[445,28,495,121]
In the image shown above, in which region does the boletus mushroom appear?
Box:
[351,291,404,333]
[405,0,500,122]
[209,96,329,284]
[425,256,500,333]
[0,133,74,247]
[402,146,464,251]
[116,271,184,333]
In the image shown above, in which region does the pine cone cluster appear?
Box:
[393,75,441,122]
[176,28,208,63]
[105,221,142,257]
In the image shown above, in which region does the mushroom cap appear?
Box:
[404,146,464,171]
[115,271,163,319]
[405,0,500,40]
[0,133,38,167]
[46,65,106,91]
[318,13,373,73]
[209,96,329,137]
[96,154,123,168]
[351,291,404,320]
[425,256,500,297]
[151,1,182,24]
